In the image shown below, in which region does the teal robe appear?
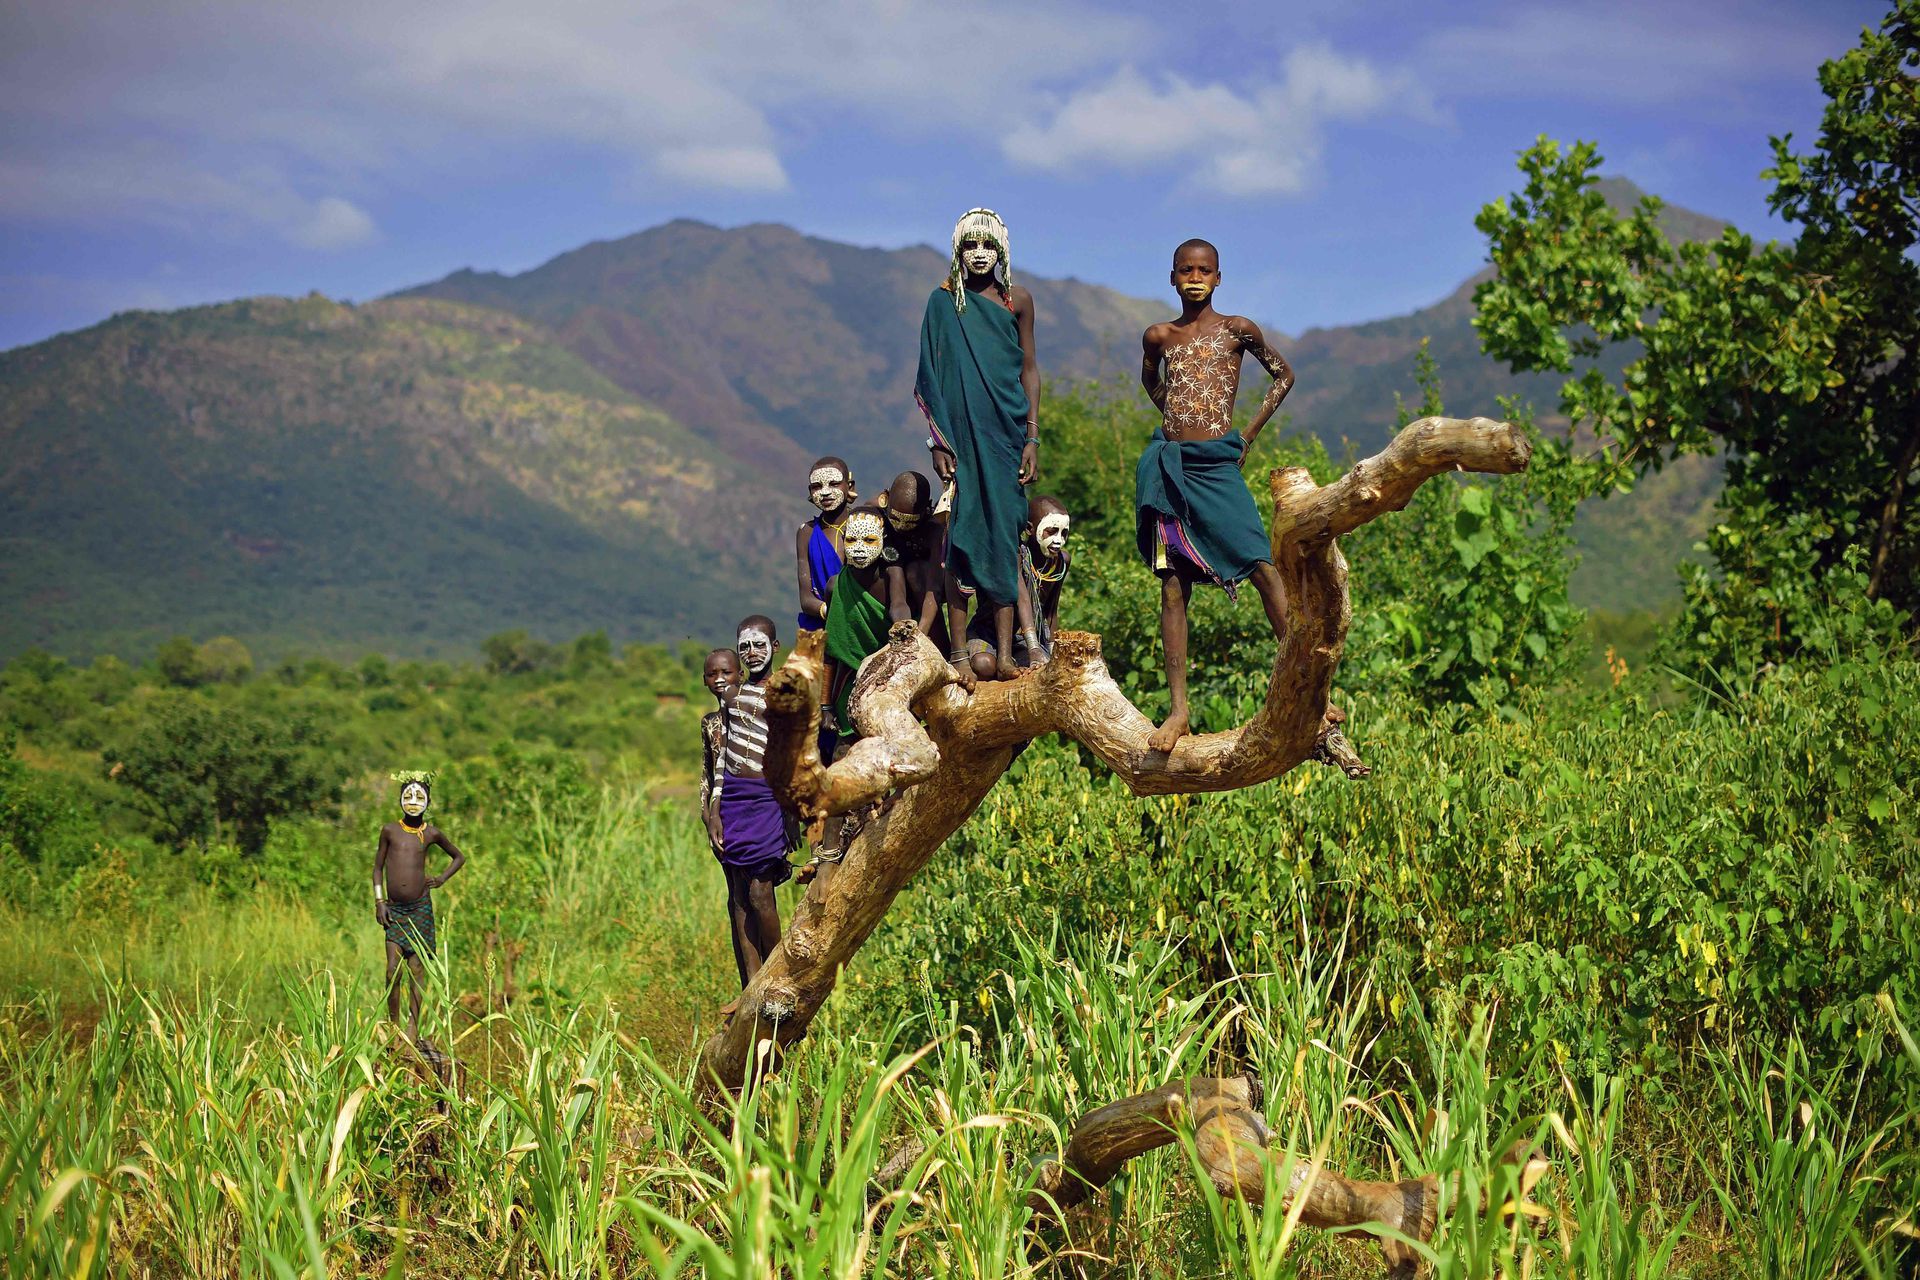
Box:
[915,286,1027,608]
[1135,429,1272,595]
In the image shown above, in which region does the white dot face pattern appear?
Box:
[400,782,429,818]
[842,512,886,569]
[1036,512,1071,556]
[737,628,774,675]
[807,466,848,512]
[960,242,1000,277]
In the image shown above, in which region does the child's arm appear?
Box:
[1045,554,1068,638]
[796,525,828,625]
[1229,316,1294,457]
[1015,570,1039,645]
[427,830,467,889]
[372,828,391,926]
[1139,327,1168,413]
[913,563,941,636]
[886,564,911,624]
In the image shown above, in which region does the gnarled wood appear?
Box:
[1027,1074,1439,1279]
[700,415,1530,1091]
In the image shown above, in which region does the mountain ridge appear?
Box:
[3,178,1727,661]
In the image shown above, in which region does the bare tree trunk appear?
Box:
[698,416,1531,1092]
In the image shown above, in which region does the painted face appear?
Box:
[842,512,886,569]
[1172,252,1220,304]
[400,782,429,819]
[960,238,1000,278]
[736,627,774,675]
[703,655,742,701]
[885,508,923,535]
[807,466,849,513]
[1035,511,1071,556]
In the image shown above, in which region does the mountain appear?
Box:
[2,181,1728,662]
[0,294,794,659]
[398,219,1161,491]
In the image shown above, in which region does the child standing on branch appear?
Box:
[715,617,795,995]
[915,208,1039,682]
[1137,239,1296,752]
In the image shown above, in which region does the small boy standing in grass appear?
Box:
[373,772,467,1049]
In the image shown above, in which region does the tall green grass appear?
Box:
[4,924,1913,1277]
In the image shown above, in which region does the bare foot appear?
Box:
[794,861,818,885]
[948,656,976,693]
[995,655,1020,681]
[1146,709,1190,754]
[719,994,740,1016]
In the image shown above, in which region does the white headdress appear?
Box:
[948,207,1011,313]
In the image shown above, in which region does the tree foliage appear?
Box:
[1473,0,1920,667]
[106,695,340,855]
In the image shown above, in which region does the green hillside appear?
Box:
[399,219,1163,488]
[0,294,791,660]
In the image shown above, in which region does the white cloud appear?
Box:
[1004,44,1437,197]
[0,0,1144,249]
[0,148,379,251]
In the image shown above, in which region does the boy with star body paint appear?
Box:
[1136,239,1295,753]
[795,457,854,634]
[373,774,467,1046]
[716,615,794,990]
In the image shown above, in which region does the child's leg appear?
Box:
[725,867,754,987]
[1148,571,1195,753]
[992,599,1018,681]
[743,874,783,981]
[1247,562,1291,640]
[405,954,427,1039]
[384,942,404,1022]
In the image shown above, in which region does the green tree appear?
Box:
[195,636,254,685]
[106,695,340,855]
[154,635,206,688]
[1472,1,1919,667]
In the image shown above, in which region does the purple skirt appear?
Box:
[717,772,795,884]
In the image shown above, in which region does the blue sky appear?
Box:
[0,0,1889,352]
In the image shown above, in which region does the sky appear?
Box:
[0,0,1891,352]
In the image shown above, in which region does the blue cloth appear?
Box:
[798,517,843,632]
[915,285,1027,608]
[716,771,795,884]
[1135,430,1271,593]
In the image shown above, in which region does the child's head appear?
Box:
[884,471,933,538]
[1170,238,1220,306]
[807,457,854,514]
[840,505,893,571]
[398,778,431,820]
[703,647,742,702]
[1027,495,1071,557]
[735,616,777,677]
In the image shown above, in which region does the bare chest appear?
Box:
[1160,328,1243,437]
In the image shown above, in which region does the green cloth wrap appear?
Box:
[825,569,891,736]
[915,286,1027,607]
[1135,429,1272,591]
[384,893,435,959]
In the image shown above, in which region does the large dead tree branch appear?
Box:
[701,416,1530,1091]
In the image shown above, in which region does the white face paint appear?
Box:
[807,466,848,513]
[960,241,1000,278]
[737,627,774,675]
[1036,512,1071,556]
[400,782,429,819]
[842,512,886,569]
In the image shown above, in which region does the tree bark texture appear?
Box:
[698,416,1531,1091]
